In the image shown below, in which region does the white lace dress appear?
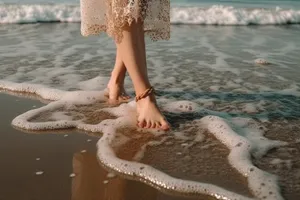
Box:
[80,0,170,42]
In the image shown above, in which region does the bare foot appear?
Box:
[136,94,170,131]
[106,81,130,102]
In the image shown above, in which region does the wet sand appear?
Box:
[1,90,300,200]
[0,92,96,200]
[0,91,200,200]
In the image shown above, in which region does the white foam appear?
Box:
[242,103,258,114]
[1,82,106,131]
[96,112,285,199]
[96,117,253,199]
[35,171,44,175]
[0,4,81,24]
[1,4,300,25]
[255,58,271,65]
[107,172,116,178]
[171,6,300,25]
[12,101,80,130]
[0,80,65,101]
[0,81,286,199]
[77,76,109,91]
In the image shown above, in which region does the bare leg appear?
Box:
[116,20,170,130]
[107,47,130,101]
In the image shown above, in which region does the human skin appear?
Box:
[107,20,170,131]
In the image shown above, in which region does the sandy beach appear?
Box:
[0,92,95,200]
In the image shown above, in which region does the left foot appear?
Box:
[106,81,130,102]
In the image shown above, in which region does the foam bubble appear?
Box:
[242,103,258,114]
[163,101,201,113]
[35,171,44,175]
[231,117,287,159]
[255,58,271,65]
[107,172,116,178]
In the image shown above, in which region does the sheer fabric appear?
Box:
[80,0,170,42]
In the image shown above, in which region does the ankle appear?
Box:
[136,93,156,105]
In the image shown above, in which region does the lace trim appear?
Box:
[80,0,170,42]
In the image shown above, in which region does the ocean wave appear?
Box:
[1,4,300,25]
[0,4,81,23]
[171,5,300,25]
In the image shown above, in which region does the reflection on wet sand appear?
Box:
[72,152,192,200]
[71,125,249,200]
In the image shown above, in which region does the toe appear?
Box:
[138,120,146,128]
[122,93,130,99]
[151,122,156,129]
[122,95,131,101]
[146,121,152,129]
[155,122,161,129]
[119,96,128,102]
[160,120,170,131]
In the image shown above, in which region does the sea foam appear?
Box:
[0,80,287,200]
[1,4,300,25]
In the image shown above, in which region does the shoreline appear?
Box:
[0,91,200,200]
[1,85,300,200]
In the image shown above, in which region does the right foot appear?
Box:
[136,94,170,131]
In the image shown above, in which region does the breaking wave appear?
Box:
[1,4,300,25]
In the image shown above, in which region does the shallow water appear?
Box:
[1,23,300,102]
[1,23,300,199]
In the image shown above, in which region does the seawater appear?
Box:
[1,0,300,24]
